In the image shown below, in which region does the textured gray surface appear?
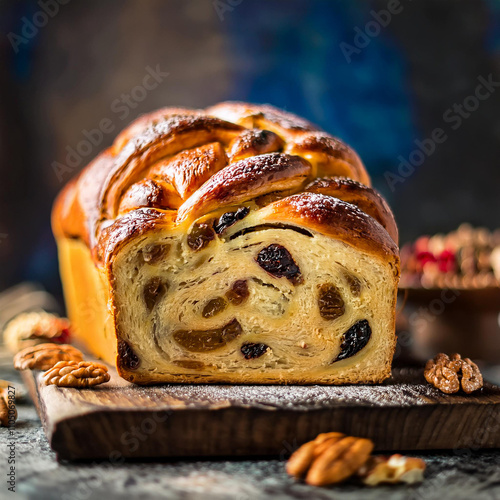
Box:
[1,351,500,500]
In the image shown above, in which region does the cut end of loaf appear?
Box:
[111,207,397,385]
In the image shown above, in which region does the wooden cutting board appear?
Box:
[22,365,500,461]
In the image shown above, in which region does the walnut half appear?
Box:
[42,361,110,388]
[0,388,16,427]
[286,432,373,486]
[13,343,84,371]
[3,311,70,354]
[424,353,483,394]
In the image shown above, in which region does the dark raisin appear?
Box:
[226,279,249,305]
[202,297,227,318]
[187,223,215,251]
[318,284,345,320]
[241,343,269,359]
[144,277,168,311]
[173,318,243,352]
[229,223,313,240]
[142,243,170,264]
[256,244,303,284]
[344,272,361,297]
[213,207,250,234]
[118,340,140,369]
[335,320,371,362]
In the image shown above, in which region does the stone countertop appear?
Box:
[1,350,500,500]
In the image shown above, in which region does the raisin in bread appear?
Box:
[52,101,399,384]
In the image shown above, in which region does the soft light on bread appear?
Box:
[52,102,399,384]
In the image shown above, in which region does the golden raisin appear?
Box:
[344,272,361,297]
[202,297,227,318]
[187,223,215,251]
[144,277,168,311]
[226,280,250,305]
[173,319,243,352]
[142,243,170,264]
[318,284,345,320]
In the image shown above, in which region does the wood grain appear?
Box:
[21,366,500,461]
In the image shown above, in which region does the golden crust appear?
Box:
[113,107,202,152]
[286,133,370,186]
[117,368,394,386]
[176,153,311,223]
[95,208,176,266]
[52,102,374,253]
[227,129,284,162]
[305,177,398,244]
[149,142,228,199]
[53,114,243,247]
[206,101,318,132]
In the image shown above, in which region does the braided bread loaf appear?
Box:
[52,102,399,384]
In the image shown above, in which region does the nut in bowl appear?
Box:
[399,224,500,364]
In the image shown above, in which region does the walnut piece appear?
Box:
[0,379,26,402]
[0,388,16,427]
[460,357,484,393]
[3,311,70,353]
[424,353,483,394]
[286,432,373,486]
[358,454,426,486]
[14,343,84,371]
[42,361,110,387]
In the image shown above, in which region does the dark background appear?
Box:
[1,0,500,300]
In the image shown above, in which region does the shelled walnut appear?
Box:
[42,360,110,387]
[0,388,16,427]
[286,432,373,486]
[3,311,70,354]
[424,353,483,394]
[286,432,426,488]
[13,343,84,371]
